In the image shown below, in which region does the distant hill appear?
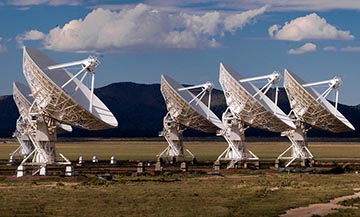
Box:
[0,82,359,138]
[0,95,19,137]
[354,104,360,112]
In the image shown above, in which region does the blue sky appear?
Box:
[0,0,360,105]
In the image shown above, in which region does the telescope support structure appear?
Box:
[217,108,259,169]
[158,113,194,163]
[278,121,314,167]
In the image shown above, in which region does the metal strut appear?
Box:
[47,56,100,113]
[178,81,214,119]
[240,71,280,97]
[302,76,341,110]
[239,71,281,113]
[216,108,259,169]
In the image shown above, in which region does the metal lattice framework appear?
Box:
[284,69,354,133]
[23,47,117,131]
[219,63,295,132]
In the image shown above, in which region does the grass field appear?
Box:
[0,140,360,217]
[1,140,360,161]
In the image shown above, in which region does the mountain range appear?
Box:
[0,82,359,138]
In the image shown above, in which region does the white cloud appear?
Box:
[323,46,337,51]
[268,24,279,38]
[181,11,222,36]
[340,46,360,52]
[288,43,316,54]
[8,0,82,6]
[30,4,266,52]
[0,44,7,53]
[16,7,31,10]
[16,30,46,42]
[269,13,354,41]
[224,6,267,32]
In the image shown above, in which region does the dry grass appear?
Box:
[0,173,359,217]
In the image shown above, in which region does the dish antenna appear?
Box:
[11,82,72,163]
[218,63,296,168]
[159,75,224,162]
[18,46,118,174]
[277,69,355,167]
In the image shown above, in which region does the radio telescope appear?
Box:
[218,63,296,168]
[11,82,72,162]
[277,69,355,167]
[17,46,118,174]
[159,75,224,162]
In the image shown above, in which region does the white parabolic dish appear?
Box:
[284,69,355,133]
[219,63,296,132]
[13,82,33,116]
[161,74,224,133]
[22,47,118,130]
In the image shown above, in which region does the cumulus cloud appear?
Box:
[181,11,222,36]
[269,13,354,41]
[340,46,360,52]
[288,43,316,54]
[8,0,82,6]
[0,44,7,53]
[19,4,266,52]
[16,30,46,42]
[323,46,337,51]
